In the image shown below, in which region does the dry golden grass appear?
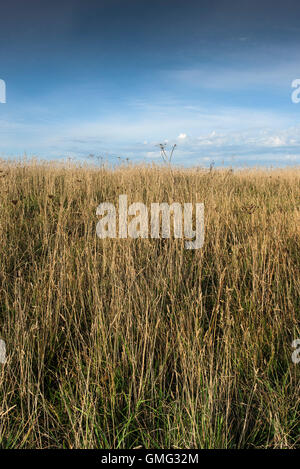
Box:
[0,159,299,448]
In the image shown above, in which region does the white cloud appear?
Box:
[146,151,160,159]
[262,135,286,147]
[0,99,300,166]
[285,154,298,160]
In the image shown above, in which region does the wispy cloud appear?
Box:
[1,103,300,166]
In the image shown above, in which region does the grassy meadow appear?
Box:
[0,159,299,448]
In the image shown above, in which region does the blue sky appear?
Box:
[1,0,300,167]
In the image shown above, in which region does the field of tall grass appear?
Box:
[0,159,299,448]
